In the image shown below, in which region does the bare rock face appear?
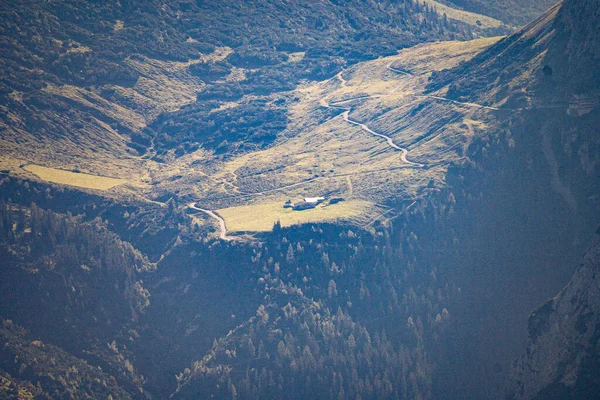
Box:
[508,227,600,399]
[545,0,600,96]
[556,0,600,64]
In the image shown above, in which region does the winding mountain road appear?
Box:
[321,62,503,166]
[325,100,422,166]
[387,63,414,77]
[189,202,229,240]
[189,61,503,238]
[321,68,423,166]
[336,71,348,88]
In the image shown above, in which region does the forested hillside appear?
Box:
[0,320,133,399]
[0,201,152,397]
[0,0,599,399]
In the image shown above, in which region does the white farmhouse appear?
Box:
[304,197,325,204]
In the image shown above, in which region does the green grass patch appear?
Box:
[217,200,372,232]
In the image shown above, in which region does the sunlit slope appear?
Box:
[180,37,500,231]
[3,35,503,232]
[24,164,127,191]
[217,200,373,232]
[1,0,506,193]
[443,0,558,26]
[0,46,233,195]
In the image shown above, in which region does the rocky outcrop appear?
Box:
[508,227,600,399]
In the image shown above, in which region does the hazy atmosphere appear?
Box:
[0,0,599,398]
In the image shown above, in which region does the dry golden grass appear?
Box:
[287,52,306,63]
[2,37,505,233]
[217,200,373,232]
[1,48,241,196]
[43,84,146,132]
[387,37,501,75]
[422,0,503,28]
[24,164,127,191]
[65,45,92,54]
[184,37,503,213]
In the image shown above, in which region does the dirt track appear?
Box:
[189,203,229,240]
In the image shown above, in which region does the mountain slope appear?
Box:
[146,0,600,392]
[0,0,504,182]
[508,228,600,399]
[0,0,598,399]
[0,201,152,396]
[441,0,558,25]
[0,320,133,400]
[429,0,600,108]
